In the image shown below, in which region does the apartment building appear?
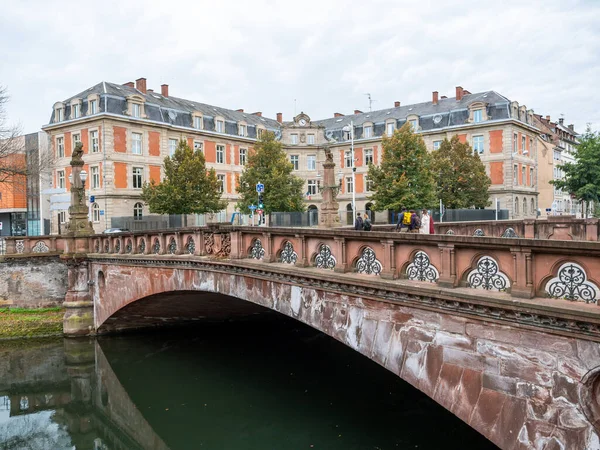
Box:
[43,80,541,232]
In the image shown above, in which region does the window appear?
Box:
[307,155,316,170]
[531,198,535,215]
[194,141,203,152]
[346,177,354,193]
[169,139,177,156]
[433,140,442,150]
[55,108,63,122]
[238,124,247,137]
[239,148,247,166]
[513,133,518,153]
[194,116,203,130]
[522,136,526,152]
[529,168,534,187]
[366,176,374,192]
[408,119,417,131]
[523,198,527,215]
[513,164,518,184]
[307,134,315,145]
[386,123,395,136]
[345,151,353,168]
[91,166,100,189]
[72,104,80,119]
[92,203,100,223]
[291,134,298,145]
[72,133,80,150]
[257,128,264,139]
[58,170,65,189]
[134,202,143,220]
[529,138,533,154]
[58,211,66,224]
[364,126,372,138]
[217,174,225,193]
[216,120,224,133]
[57,137,64,158]
[216,145,225,163]
[364,148,373,165]
[290,155,299,170]
[90,130,99,153]
[473,135,484,154]
[307,180,317,195]
[132,103,141,118]
[515,197,519,215]
[473,109,483,123]
[132,167,143,189]
[521,166,526,185]
[89,100,97,115]
[132,132,143,155]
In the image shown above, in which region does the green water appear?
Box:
[0,318,496,449]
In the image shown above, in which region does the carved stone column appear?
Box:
[195,231,206,256]
[262,232,274,262]
[174,232,183,255]
[380,240,397,280]
[510,247,534,298]
[229,230,243,259]
[437,244,456,288]
[333,237,348,273]
[295,234,309,267]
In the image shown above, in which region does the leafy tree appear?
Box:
[237,131,305,214]
[551,126,600,217]
[141,140,227,221]
[431,135,491,209]
[367,122,436,211]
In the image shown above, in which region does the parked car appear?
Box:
[102,228,130,234]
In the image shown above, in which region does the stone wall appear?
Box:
[0,256,68,308]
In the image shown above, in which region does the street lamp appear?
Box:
[342,121,356,221]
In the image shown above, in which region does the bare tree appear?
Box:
[0,85,27,184]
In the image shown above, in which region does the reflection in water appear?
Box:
[0,318,497,449]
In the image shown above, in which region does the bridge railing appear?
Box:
[0,236,62,255]
[87,225,600,304]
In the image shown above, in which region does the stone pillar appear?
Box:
[174,232,183,255]
[380,240,397,280]
[333,237,348,273]
[585,218,599,241]
[63,258,94,336]
[523,219,535,239]
[229,230,243,259]
[319,148,342,228]
[262,232,275,262]
[295,234,309,267]
[195,231,206,256]
[5,238,15,254]
[437,244,456,288]
[510,247,534,298]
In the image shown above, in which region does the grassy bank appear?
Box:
[0,307,64,339]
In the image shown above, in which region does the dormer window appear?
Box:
[473,109,483,123]
[54,107,64,122]
[468,102,489,123]
[132,103,141,118]
[86,94,99,116]
[363,123,373,138]
[72,104,80,119]
[238,123,247,137]
[215,117,225,133]
[409,119,417,131]
[194,115,203,130]
[257,127,265,139]
[406,115,419,132]
[126,95,146,119]
[386,121,395,136]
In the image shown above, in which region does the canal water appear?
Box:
[0,318,497,449]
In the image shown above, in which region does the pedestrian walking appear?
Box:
[409,210,420,233]
[395,208,411,232]
[420,209,431,234]
[354,212,364,231]
[363,215,372,231]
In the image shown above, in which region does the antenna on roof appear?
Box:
[294,99,297,116]
[364,93,375,112]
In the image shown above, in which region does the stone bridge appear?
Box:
[3,225,600,449]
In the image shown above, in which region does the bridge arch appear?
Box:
[89,261,599,449]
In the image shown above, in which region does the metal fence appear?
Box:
[269,210,319,227]
[388,209,509,224]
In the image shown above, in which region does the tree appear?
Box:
[551,126,600,217]
[367,122,436,211]
[431,135,491,209]
[237,131,305,214]
[141,140,227,221]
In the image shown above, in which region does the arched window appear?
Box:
[91,203,100,223]
[523,198,528,215]
[531,198,535,216]
[514,197,519,215]
[134,202,143,220]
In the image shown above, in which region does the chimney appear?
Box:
[545,115,551,121]
[252,112,262,117]
[463,89,471,95]
[568,124,574,131]
[161,84,169,97]
[441,95,448,99]
[354,109,362,114]
[559,118,564,125]
[136,78,147,94]
[394,101,400,107]
[147,89,154,93]
[432,91,439,105]
[276,112,283,123]
[334,112,344,118]
[236,109,244,113]
[455,86,464,101]
[123,81,134,88]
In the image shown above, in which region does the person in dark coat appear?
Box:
[354,213,364,230]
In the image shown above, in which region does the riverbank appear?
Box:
[0,307,64,339]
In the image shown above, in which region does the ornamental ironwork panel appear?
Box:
[139,238,146,253]
[168,237,177,254]
[356,247,382,275]
[186,236,195,254]
[545,262,599,304]
[125,239,132,253]
[94,240,100,253]
[115,239,121,253]
[15,241,24,254]
[473,229,485,237]
[205,233,215,254]
[218,234,231,257]
[153,238,160,254]
[32,241,49,253]
[446,230,455,235]
[250,239,265,259]
[280,241,297,264]
[104,242,109,253]
[467,256,510,292]
[406,251,439,283]
[501,228,519,238]
[315,244,336,270]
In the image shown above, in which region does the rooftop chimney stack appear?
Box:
[455,86,464,101]
[276,112,283,123]
[354,110,362,114]
[559,118,564,125]
[394,101,400,107]
[161,84,169,97]
[334,112,344,118]
[432,91,439,105]
[252,112,262,117]
[546,115,551,121]
[147,89,154,93]
[136,78,147,94]
[441,95,448,99]
[236,109,244,113]
[568,124,574,131]
[124,81,134,88]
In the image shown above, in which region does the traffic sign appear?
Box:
[256,183,265,193]
[257,209,263,215]
[248,205,257,210]
[90,195,95,203]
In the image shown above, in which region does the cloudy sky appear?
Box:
[1,0,598,134]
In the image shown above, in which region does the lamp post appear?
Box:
[65,141,94,236]
[342,121,356,221]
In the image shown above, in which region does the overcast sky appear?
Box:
[1,0,598,134]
